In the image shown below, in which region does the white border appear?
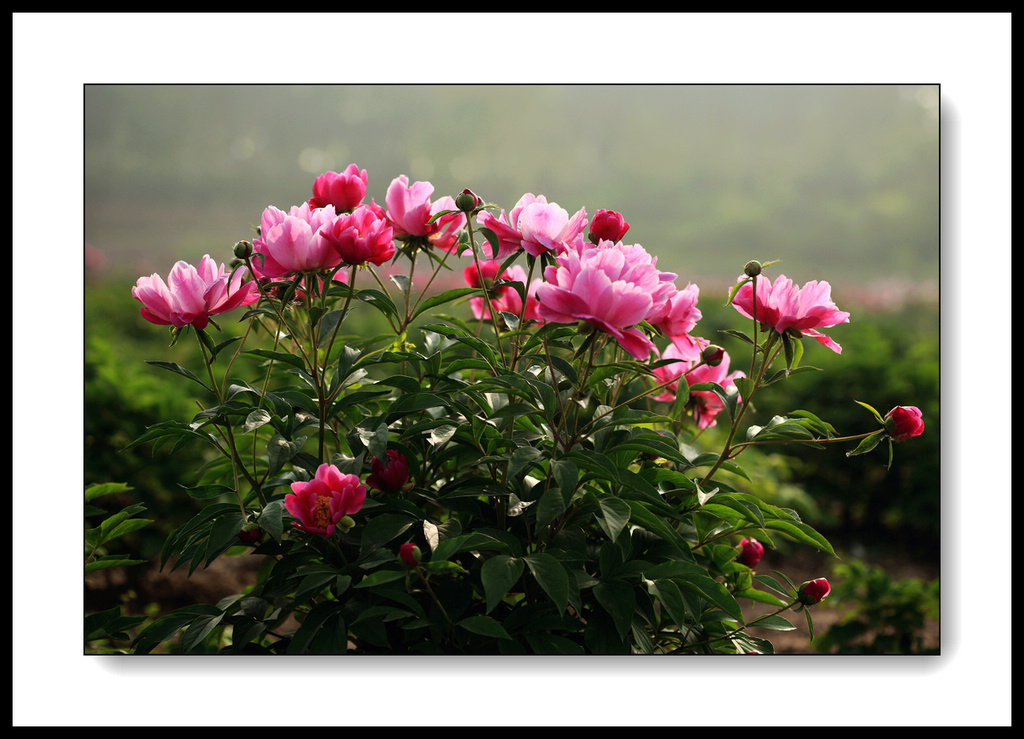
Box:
[14,12,1011,727]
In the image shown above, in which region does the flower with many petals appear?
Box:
[651,340,745,429]
[132,255,259,330]
[477,193,588,259]
[308,164,368,212]
[731,273,850,353]
[323,204,395,266]
[536,240,672,360]
[252,202,341,278]
[284,464,366,538]
[384,175,465,252]
[465,261,544,325]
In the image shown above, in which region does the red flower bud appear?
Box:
[367,449,410,494]
[588,209,630,244]
[702,344,726,367]
[737,538,764,568]
[237,524,262,545]
[884,405,924,442]
[399,543,421,567]
[798,578,831,605]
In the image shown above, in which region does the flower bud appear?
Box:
[237,523,262,545]
[737,538,764,568]
[399,543,421,567]
[233,240,253,259]
[702,344,725,367]
[455,188,482,213]
[797,578,831,605]
[367,449,410,494]
[884,405,925,442]
[743,260,762,277]
[336,515,356,534]
[588,209,630,244]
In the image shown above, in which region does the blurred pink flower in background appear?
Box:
[308,164,368,212]
[731,273,850,353]
[252,202,341,277]
[536,240,672,360]
[477,193,588,259]
[132,254,258,330]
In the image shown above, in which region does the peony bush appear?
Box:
[120,165,924,655]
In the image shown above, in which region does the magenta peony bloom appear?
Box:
[477,193,588,259]
[798,578,831,605]
[651,341,745,429]
[588,209,630,244]
[536,240,674,360]
[323,204,395,266]
[308,164,368,212]
[132,255,259,330]
[885,406,925,441]
[731,273,850,353]
[252,202,342,278]
[738,538,765,568]
[384,175,465,252]
[284,464,366,538]
[366,449,410,494]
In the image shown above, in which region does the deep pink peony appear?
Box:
[650,282,703,358]
[651,340,746,429]
[731,273,850,353]
[252,202,341,277]
[588,209,630,244]
[284,464,366,538]
[384,175,465,252]
[798,578,831,605]
[366,449,410,494]
[885,406,925,441]
[466,261,544,325]
[323,204,395,266]
[477,193,588,259]
[308,164,368,212]
[132,255,259,330]
[738,538,765,568]
[536,240,673,360]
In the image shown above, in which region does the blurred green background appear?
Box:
[84,84,940,653]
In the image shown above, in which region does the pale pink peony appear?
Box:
[536,240,673,360]
[384,175,465,252]
[477,193,588,259]
[132,254,259,330]
[651,341,745,429]
[284,464,366,538]
[323,204,395,266]
[308,164,368,212]
[252,202,341,278]
[731,273,850,353]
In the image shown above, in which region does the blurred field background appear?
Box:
[84,84,940,653]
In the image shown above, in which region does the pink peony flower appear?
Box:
[308,164,368,212]
[885,406,924,441]
[384,175,465,252]
[323,204,395,266]
[731,273,850,353]
[651,341,746,429]
[366,449,411,494]
[284,463,366,538]
[798,578,831,605]
[132,255,259,330]
[588,209,630,244]
[536,240,672,360]
[650,282,703,357]
[466,261,544,325]
[252,202,341,278]
[477,193,588,259]
[737,538,764,568]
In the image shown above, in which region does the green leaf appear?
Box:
[846,429,886,458]
[145,361,211,392]
[84,482,131,503]
[522,553,569,616]
[595,495,631,543]
[242,348,307,371]
[751,614,796,631]
[763,518,836,556]
[458,615,512,640]
[481,555,524,613]
[354,569,407,588]
[594,580,635,640]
